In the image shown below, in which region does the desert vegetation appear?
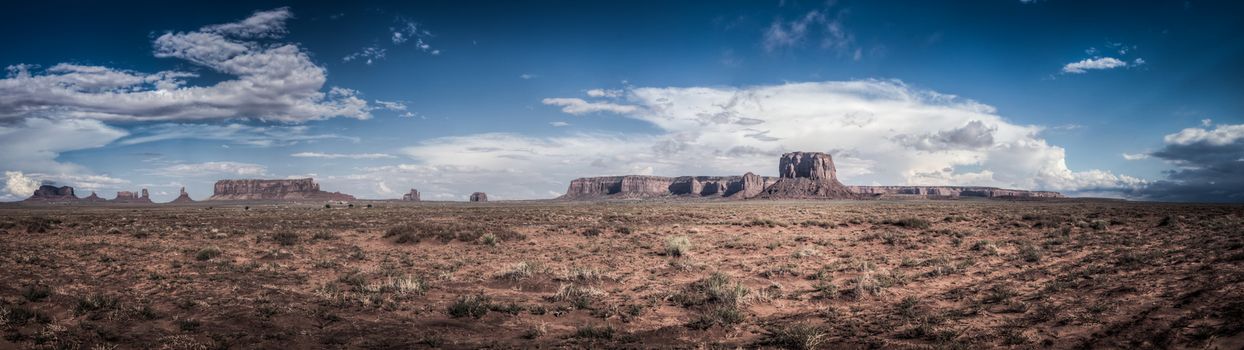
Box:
[0,200,1242,348]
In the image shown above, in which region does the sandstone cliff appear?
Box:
[470,192,488,202]
[112,189,153,203]
[402,189,421,201]
[24,185,78,201]
[557,151,1061,201]
[758,152,856,199]
[208,178,355,201]
[83,192,106,202]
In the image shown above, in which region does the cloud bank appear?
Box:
[331,80,1144,200]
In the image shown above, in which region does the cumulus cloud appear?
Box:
[151,161,269,177]
[541,98,639,115]
[291,152,395,159]
[1128,123,1244,202]
[4,171,41,198]
[0,7,370,122]
[1062,57,1128,74]
[0,118,131,195]
[357,80,1140,200]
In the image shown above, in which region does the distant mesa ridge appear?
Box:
[170,187,195,203]
[559,152,1062,200]
[208,178,355,201]
[25,185,77,201]
[112,189,152,203]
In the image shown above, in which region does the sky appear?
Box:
[1,0,1243,202]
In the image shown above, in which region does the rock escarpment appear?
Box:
[559,151,1062,200]
[24,185,78,201]
[83,192,106,202]
[208,178,355,201]
[560,174,778,199]
[402,189,421,201]
[170,187,195,203]
[759,152,856,199]
[847,186,1062,199]
[112,189,153,203]
[470,192,488,202]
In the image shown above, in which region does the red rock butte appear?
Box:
[559,152,1062,200]
[208,178,355,201]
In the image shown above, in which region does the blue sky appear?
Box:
[2,0,1243,202]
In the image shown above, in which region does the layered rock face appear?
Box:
[402,189,421,201]
[470,192,488,202]
[112,189,153,203]
[208,178,355,201]
[170,187,195,203]
[847,186,1063,199]
[25,185,78,201]
[560,174,778,199]
[759,152,856,199]
[558,151,1061,200]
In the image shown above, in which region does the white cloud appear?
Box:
[586,89,622,98]
[762,8,856,57]
[541,98,639,115]
[373,100,407,112]
[343,46,386,65]
[0,8,370,122]
[1122,153,1150,160]
[550,121,570,127]
[1062,57,1128,74]
[1163,124,1244,146]
[4,171,41,198]
[374,80,1139,200]
[152,161,269,177]
[118,123,357,147]
[520,73,538,80]
[0,118,129,193]
[291,152,395,159]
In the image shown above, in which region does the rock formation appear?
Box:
[559,151,1062,200]
[83,192,106,202]
[112,188,153,203]
[208,178,355,201]
[470,192,488,202]
[402,189,421,201]
[170,187,195,203]
[758,152,856,199]
[560,174,779,199]
[24,185,78,201]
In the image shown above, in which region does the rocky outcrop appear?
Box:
[759,152,856,199]
[170,187,195,203]
[112,189,153,203]
[83,192,106,202]
[847,186,1063,199]
[560,174,778,199]
[402,189,421,201]
[24,185,78,201]
[557,151,1061,201]
[208,178,355,201]
[470,192,488,202]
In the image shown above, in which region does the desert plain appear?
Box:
[1,199,1242,349]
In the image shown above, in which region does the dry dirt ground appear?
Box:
[1,200,1242,349]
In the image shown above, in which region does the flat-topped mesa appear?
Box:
[208,178,355,201]
[778,152,837,181]
[559,174,778,199]
[24,185,78,201]
[759,152,856,199]
[402,189,421,201]
[112,188,153,203]
[557,151,1061,201]
[470,192,488,202]
[170,187,195,203]
[847,186,1063,199]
